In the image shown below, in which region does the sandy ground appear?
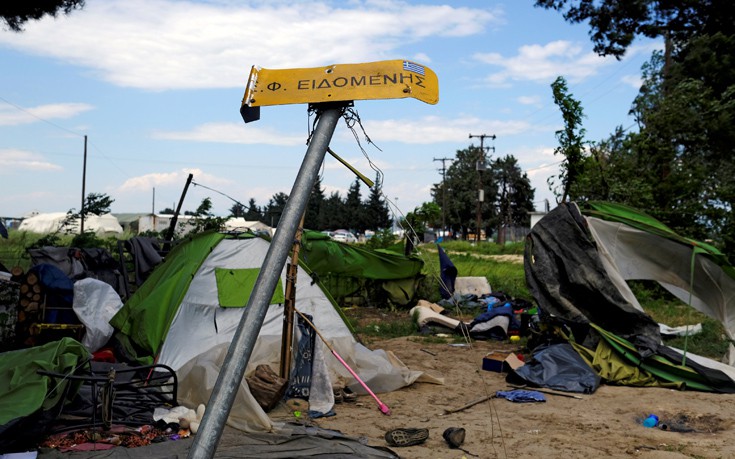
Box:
[293,335,735,459]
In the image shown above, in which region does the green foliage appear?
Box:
[534,0,735,59]
[1,0,86,32]
[189,197,227,234]
[540,0,735,260]
[629,281,730,359]
[364,227,398,250]
[549,76,588,203]
[433,148,534,240]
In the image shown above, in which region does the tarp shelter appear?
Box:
[0,338,89,452]
[18,213,123,236]
[111,231,436,432]
[224,218,272,235]
[525,202,735,376]
[299,230,425,306]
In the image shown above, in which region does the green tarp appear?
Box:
[215,268,284,307]
[0,337,88,427]
[300,231,424,305]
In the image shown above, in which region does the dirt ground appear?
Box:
[285,309,735,459]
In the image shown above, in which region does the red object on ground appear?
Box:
[92,348,116,363]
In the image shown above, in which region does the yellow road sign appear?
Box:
[241,60,439,109]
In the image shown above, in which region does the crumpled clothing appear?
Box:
[495,389,546,403]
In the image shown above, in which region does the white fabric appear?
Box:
[659,323,702,337]
[158,237,433,432]
[72,278,124,352]
[587,217,735,366]
[18,213,122,235]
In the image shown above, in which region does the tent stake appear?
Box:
[294,308,391,416]
[188,105,344,459]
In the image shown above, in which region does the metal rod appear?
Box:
[164,173,193,251]
[80,135,87,234]
[187,105,343,459]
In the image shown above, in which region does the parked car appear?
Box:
[331,230,357,243]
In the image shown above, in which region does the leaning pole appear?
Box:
[188,59,438,459]
[188,105,343,459]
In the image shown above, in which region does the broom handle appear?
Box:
[294,309,391,415]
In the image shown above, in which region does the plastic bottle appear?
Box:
[642,414,659,428]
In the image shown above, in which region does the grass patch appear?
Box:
[630,281,729,360]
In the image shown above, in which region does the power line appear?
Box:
[0,95,85,137]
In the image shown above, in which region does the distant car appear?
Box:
[331,230,357,243]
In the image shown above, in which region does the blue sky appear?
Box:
[0,0,659,222]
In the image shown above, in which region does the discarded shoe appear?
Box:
[385,428,429,447]
[342,387,357,403]
[442,427,466,448]
[333,387,343,404]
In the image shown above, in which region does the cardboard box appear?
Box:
[482,351,525,373]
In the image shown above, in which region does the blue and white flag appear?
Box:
[403,61,425,76]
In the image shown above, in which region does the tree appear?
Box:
[244,198,263,222]
[344,178,365,233]
[1,1,86,32]
[534,0,735,59]
[541,0,735,258]
[80,192,114,217]
[321,191,346,230]
[305,176,326,230]
[550,76,588,203]
[491,155,534,242]
[264,192,289,227]
[229,202,247,218]
[433,146,491,239]
[363,173,392,231]
[189,197,227,234]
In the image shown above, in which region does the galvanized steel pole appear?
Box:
[187,105,343,459]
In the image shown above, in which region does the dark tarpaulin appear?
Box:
[524,203,660,341]
[437,244,457,299]
[508,343,601,394]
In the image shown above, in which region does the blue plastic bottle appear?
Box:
[642,414,659,428]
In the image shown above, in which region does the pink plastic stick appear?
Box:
[331,349,391,415]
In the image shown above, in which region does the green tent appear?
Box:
[110,231,432,432]
[300,230,424,307]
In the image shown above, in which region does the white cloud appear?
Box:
[475,40,616,86]
[517,95,541,105]
[0,103,93,126]
[621,74,642,89]
[359,116,545,144]
[117,168,231,192]
[0,0,499,91]
[0,149,63,173]
[152,122,305,145]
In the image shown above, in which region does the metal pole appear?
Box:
[188,105,343,459]
[80,135,87,234]
[164,173,193,251]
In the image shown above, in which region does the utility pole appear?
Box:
[433,157,452,237]
[468,133,495,242]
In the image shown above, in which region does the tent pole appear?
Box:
[279,213,306,379]
[188,104,344,459]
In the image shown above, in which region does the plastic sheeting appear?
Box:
[72,278,124,352]
[510,343,601,394]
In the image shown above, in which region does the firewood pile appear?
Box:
[8,266,83,348]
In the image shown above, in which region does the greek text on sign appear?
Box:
[241,60,439,108]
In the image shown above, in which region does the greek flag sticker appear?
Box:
[403,61,425,76]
